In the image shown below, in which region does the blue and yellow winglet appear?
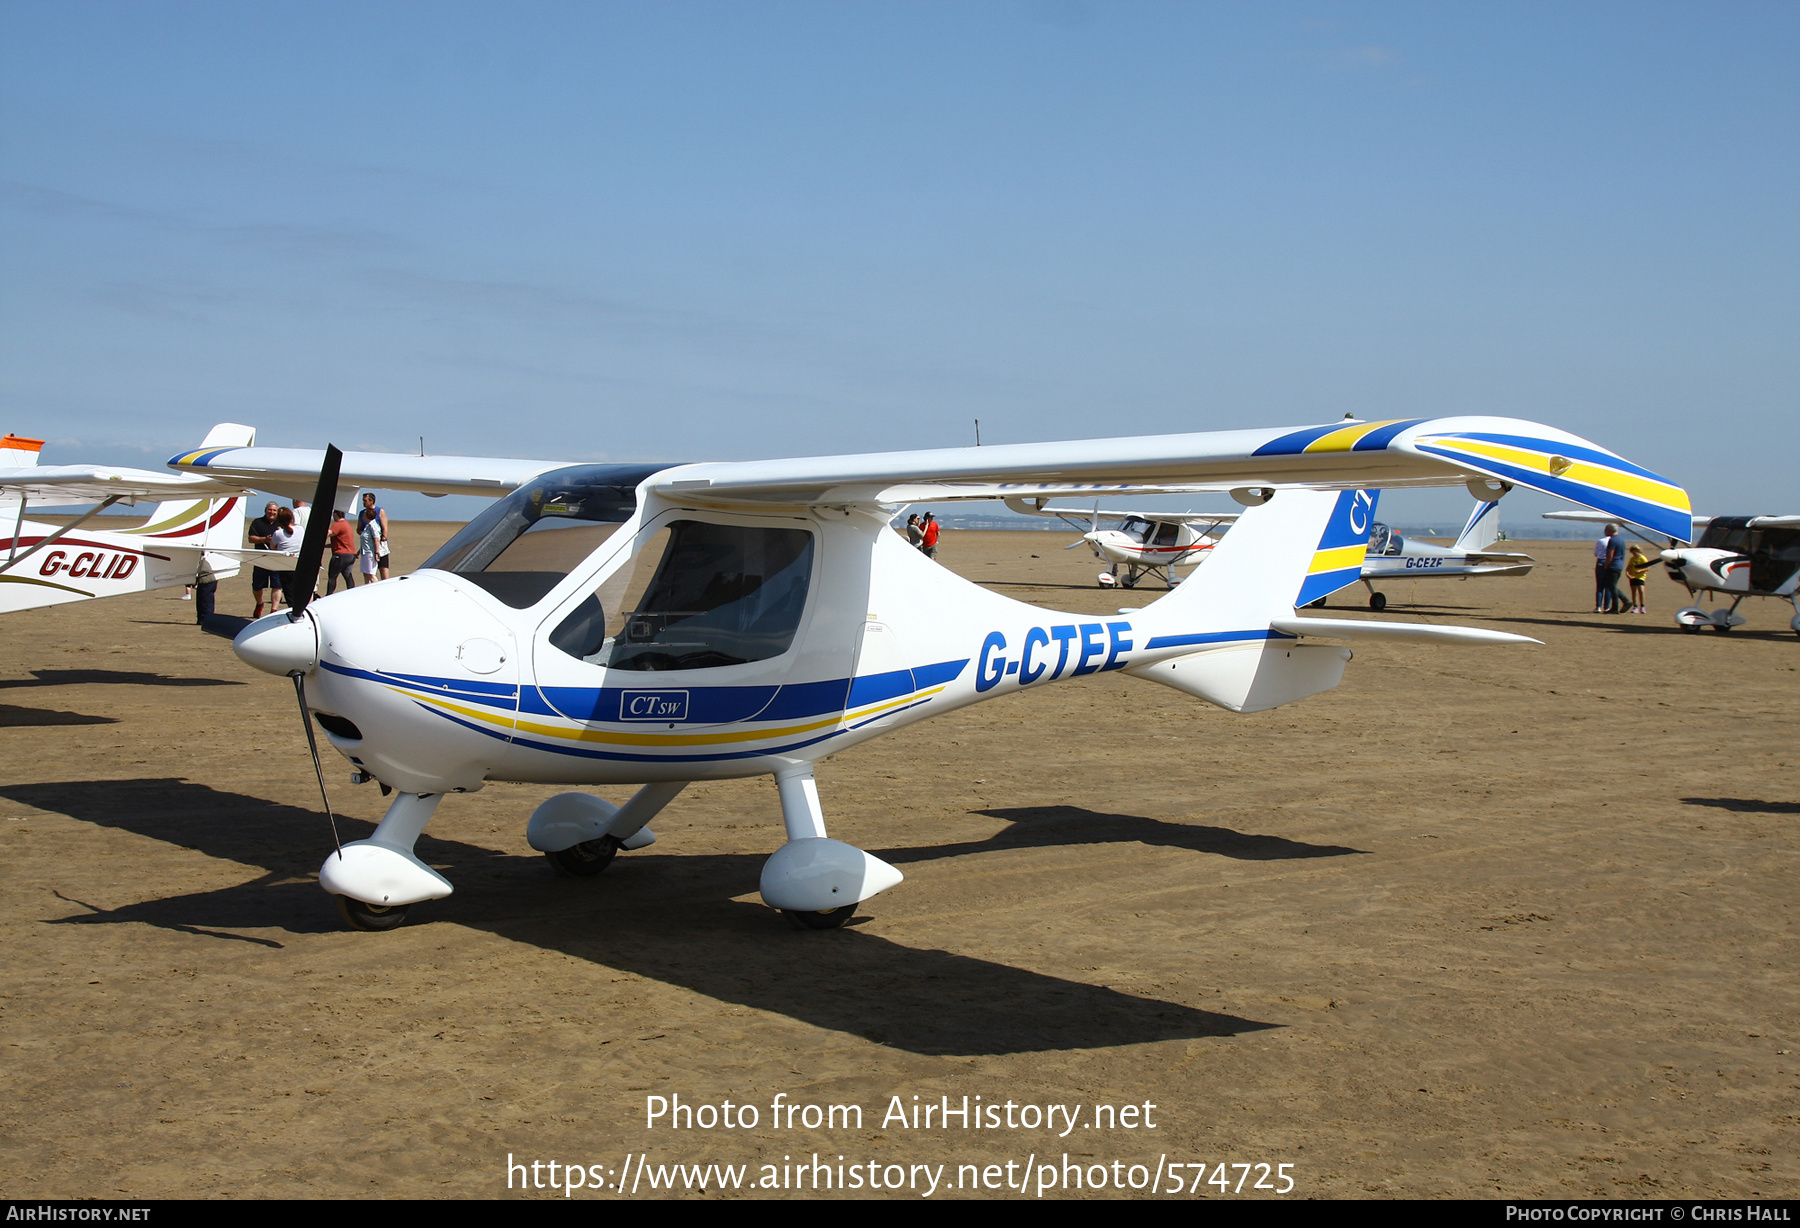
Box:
[1252,416,1692,543]
[1409,431,1690,542]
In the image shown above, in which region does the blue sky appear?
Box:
[2,1,1794,524]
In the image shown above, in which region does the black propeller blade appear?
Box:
[288,443,342,620]
[288,443,346,856]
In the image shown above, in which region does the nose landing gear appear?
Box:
[760,766,902,930]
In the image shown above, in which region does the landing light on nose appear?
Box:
[233,610,320,676]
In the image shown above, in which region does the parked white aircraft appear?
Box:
[1000,499,1238,589]
[1017,493,1534,610]
[170,415,1691,932]
[1332,498,1535,611]
[1,425,259,616]
[1544,508,1800,635]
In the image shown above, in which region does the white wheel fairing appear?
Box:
[759,837,903,912]
[319,843,453,907]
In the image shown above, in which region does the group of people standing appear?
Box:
[245,492,390,618]
[1593,523,1655,615]
[903,512,941,559]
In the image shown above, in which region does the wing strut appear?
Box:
[0,495,123,575]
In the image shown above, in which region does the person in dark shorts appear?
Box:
[193,553,217,624]
[326,508,358,594]
[248,501,280,617]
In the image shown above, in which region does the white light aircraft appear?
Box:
[1016,492,1534,610]
[1333,497,1535,611]
[170,415,1691,932]
[1,425,260,616]
[1544,508,1800,635]
[1000,499,1238,589]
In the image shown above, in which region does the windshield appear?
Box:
[420,463,668,608]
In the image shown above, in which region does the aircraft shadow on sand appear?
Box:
[1681,796,1800,815]
[0,671,244,727]
[0,669,245,691]
[3,778,1278,1057]
[891,805,1366,865]
[0,704,118,728]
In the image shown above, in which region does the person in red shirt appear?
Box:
[921,512,941,559]
[326,508,358,594]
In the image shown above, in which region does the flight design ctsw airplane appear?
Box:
[171,415,1691,931]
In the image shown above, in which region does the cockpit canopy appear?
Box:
[1696,518,1800,592]
[420,463,668,608]
[1368,522,1404,556]
[1116,516,1180,546]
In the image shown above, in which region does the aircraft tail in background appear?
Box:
[1453,499,1502,552]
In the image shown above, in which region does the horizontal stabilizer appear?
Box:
[1269,616,1540,647]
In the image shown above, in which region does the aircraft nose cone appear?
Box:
[233,611,319,676]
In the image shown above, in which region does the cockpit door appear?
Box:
[529,510,820,730]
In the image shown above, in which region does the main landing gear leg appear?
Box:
[526,782,687,876]
[760,765,903,930]
[321,791,450,932]
[1363,579,1387,611]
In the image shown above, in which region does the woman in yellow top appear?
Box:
[1625,544,1656,614]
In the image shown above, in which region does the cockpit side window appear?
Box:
[1152,521,1180,546]
[419,464,665,609]
[1698,520,1756,554]
[549,520,815,672]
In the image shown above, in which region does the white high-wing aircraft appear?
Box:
[1,425,260,616]
[1334,498,1535,611]
[1000,499,1238,589]
[1544,508,1800,635]
[171,415,1691,932]
[1018,493,1536,610]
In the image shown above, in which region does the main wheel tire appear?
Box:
[336,895,410,932]
[1307,597,1327,609]
[546,837,619,877]
[1710,622,1734,633]
[783,904,857,931]
[1680,623,1701,634]
[1369,592,1388,611]
[1121,574,1137,589]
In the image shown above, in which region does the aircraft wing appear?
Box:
[168,416,1692,542]
[656,416,1693,541]
[166,446,561,500]
[0,464,246,504]
[1003,499,1243,524]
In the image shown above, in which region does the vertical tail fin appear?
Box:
[1130,488,1375,713]
[1141,487,1378,630]
[1453,499,1501,552]
[126,424,256,544]
[1,435,44,468]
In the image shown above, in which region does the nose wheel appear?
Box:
[336,895,411,932]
